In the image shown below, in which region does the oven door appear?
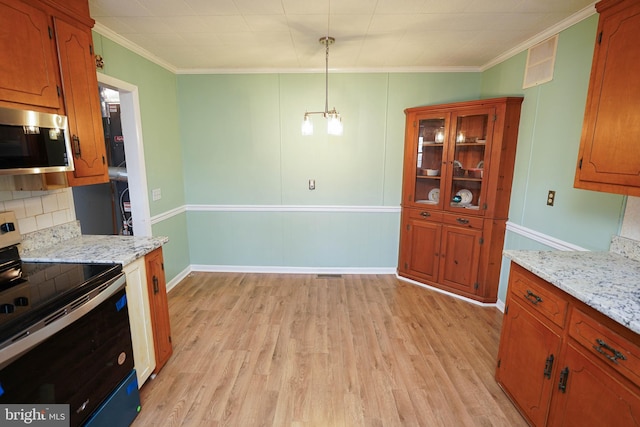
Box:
[0,273,134,427]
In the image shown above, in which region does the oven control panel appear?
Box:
[0,211,20,248]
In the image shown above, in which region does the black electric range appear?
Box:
[0,244,122,350]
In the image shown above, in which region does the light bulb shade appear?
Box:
[301,115,313,135]
[327,113,343,136]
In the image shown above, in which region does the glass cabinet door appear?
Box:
[446,109,494,212]
[413,115,447,207]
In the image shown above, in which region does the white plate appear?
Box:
[428,188,440,203]
[453,160,463,168]
[465,205,479,210]
[476,160,484,168]
[418,200,438,204]
[456,189,473,205]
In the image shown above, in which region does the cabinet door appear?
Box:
[444,107,495,213]
[404,112,450,208]
[123,257,156,386]
[548,343,640,427]
[0,0,60,109]
[438,224,481,293]
[575,0,640,195]
[496,300,562,426]
[146,247,173,374]
[400,215,442,282]
[54,17,108,185]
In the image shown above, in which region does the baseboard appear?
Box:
[395,274,498,308]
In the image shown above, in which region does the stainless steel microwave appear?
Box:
[0,106,74,175]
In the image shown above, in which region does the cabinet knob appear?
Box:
[456,217,469,224]
[153,276,159,294]
[420,211,431,217]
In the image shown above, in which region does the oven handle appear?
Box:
[0,272,126,369]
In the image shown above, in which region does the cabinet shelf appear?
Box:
[456,142,486,147]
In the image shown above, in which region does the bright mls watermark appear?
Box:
[1,405,69,426]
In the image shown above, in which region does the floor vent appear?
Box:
[316,274,342,279]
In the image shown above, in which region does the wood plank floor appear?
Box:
[132,273,526,426]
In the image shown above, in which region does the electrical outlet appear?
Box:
[547,190,556,206]
[309,179,315,190]
[152,188,162,201]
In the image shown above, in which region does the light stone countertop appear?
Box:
[21,234,168,266]
[503,250,640,335]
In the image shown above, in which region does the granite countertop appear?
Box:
[21,234,168,266]
[504,250,640,335]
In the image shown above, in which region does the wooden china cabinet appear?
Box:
[398,97,523,303]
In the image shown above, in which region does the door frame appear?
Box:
[97,73,152,237]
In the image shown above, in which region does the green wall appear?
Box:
[481,15,626,301]
[92,33,190,282]
[92,13,629,297]
[178,72,481,269]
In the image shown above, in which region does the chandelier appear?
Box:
[301,36,343,136]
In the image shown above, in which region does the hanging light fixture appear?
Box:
[301,23,342,135]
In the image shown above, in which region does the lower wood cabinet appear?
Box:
[496,263,640,426]
[123,257,156,387]
[398,208,503,302]
[145,247,173,374]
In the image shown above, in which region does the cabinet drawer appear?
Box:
[509,265,568,328]
[442,213,483,229]
[406,208,444,222]
[569,308,640,386]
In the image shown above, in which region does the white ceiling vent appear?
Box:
[523,34,559,89]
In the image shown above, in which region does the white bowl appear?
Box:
[425,169,440,176]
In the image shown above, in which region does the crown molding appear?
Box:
[93,22,178,74]
[480,2,597,71]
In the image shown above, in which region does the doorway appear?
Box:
[72,74,152,237]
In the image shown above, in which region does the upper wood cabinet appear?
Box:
[0,0,61,110]
[55,17,108,185]
[0,0,108,187]
[574,0,640,196]
[398,97,523,303]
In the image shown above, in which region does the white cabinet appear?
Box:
[123,257,156,386]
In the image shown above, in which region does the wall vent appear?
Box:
[523,34,559,89]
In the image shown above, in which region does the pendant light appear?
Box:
[301,4,342,136]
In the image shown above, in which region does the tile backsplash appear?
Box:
[0,189,76,235]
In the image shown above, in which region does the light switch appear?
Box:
[152,188,162,201]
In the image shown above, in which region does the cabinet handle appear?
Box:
[420,211,431,217]
[543,354,555,379]
[593,338,626,364]
[524,289,543,305]
[456,218,469,224]
[72,135,81,156]
[153,276,159,294]
[558,367,569,393]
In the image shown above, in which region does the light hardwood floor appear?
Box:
[132,273,526,426]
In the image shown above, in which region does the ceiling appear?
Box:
[88,0,596,73]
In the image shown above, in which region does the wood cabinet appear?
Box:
[0,0,61,110]
[54,16,108,185]
[496,263,640,426]
[0,0,108,187]
[145,247,173,374]
[574,0,640,196]
[398,97,523,303]
[123,257,156,387]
